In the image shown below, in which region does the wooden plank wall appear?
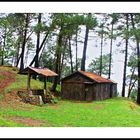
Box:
[62,73,117,101]
[62,83,85,100]
[95,83,114,100]
[112,84,117,97]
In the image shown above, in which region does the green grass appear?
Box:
[5,74,60,93]
[5,74,44,93]
[1,67,140,127]
[1,98,140,127]
[0,116,24,127]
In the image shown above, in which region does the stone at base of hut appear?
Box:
[17,90,56,105]
[17,91,41,105]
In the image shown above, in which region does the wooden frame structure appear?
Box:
[27,66,58,96]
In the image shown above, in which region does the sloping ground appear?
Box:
[0,66,51,126]
[0,67,25,126]
[1,66,140,127]
[0,70,16,92]
[0,67,18,107]
[2,97,140,127]
[0,67,27,108]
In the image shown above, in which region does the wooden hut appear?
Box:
[18,66,58,104]
[61,71,117,101]
[27,66,58,95]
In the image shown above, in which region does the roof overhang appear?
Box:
[19,66,58,77]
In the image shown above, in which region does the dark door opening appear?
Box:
[85,84,93,101]
[110,84,113,98]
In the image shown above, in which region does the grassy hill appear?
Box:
[0,66,140,127]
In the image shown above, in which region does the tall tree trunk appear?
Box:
[122,13,129,97]
[127,67,136,98]
[1,27,6,66]
[75,29,78,71]
[19,13,29,72]
[29,31,50,66]
[108,23,114,79]
[127,67,135,98]
[1,41,5,66]
[60,37,67,76]
[129,79,137,96]
[25,47,29,67]
[130,13,140,104]
[99,27,103,76]
[33,13,42,80]
[35,13,41,68]
[15,42,20,67]
[81,25,89,71]
[69,36,73,73]
[15,30,23,67]
[136,40,140,103]
[51,29,62,92]
[16,53,22,67]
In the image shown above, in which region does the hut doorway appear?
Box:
[85,83,93,101]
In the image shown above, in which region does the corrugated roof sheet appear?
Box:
[79,71,116,83]
[28,66,58,77]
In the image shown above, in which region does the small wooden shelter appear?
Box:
[26,66,57,103]
[61,71,117,101]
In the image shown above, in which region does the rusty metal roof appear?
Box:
[79,71,116,83]
[28,66,58,77]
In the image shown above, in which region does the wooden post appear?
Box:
[27,70,31,95]
[44,77,47,95]
[43,76,47,104]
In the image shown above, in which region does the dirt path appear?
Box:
[0,70,20,108]
[0,69,32,109]
[7,116,49,127]
[0,71,16,92]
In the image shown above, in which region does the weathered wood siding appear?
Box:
[85,84,95,101]
[61,73,117,101]
[62,73,92,100]
[62,83,96,101]
[62,83,85,100]
[95,84,109,100]
[112,84,117,97]
[95,83,117,100]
